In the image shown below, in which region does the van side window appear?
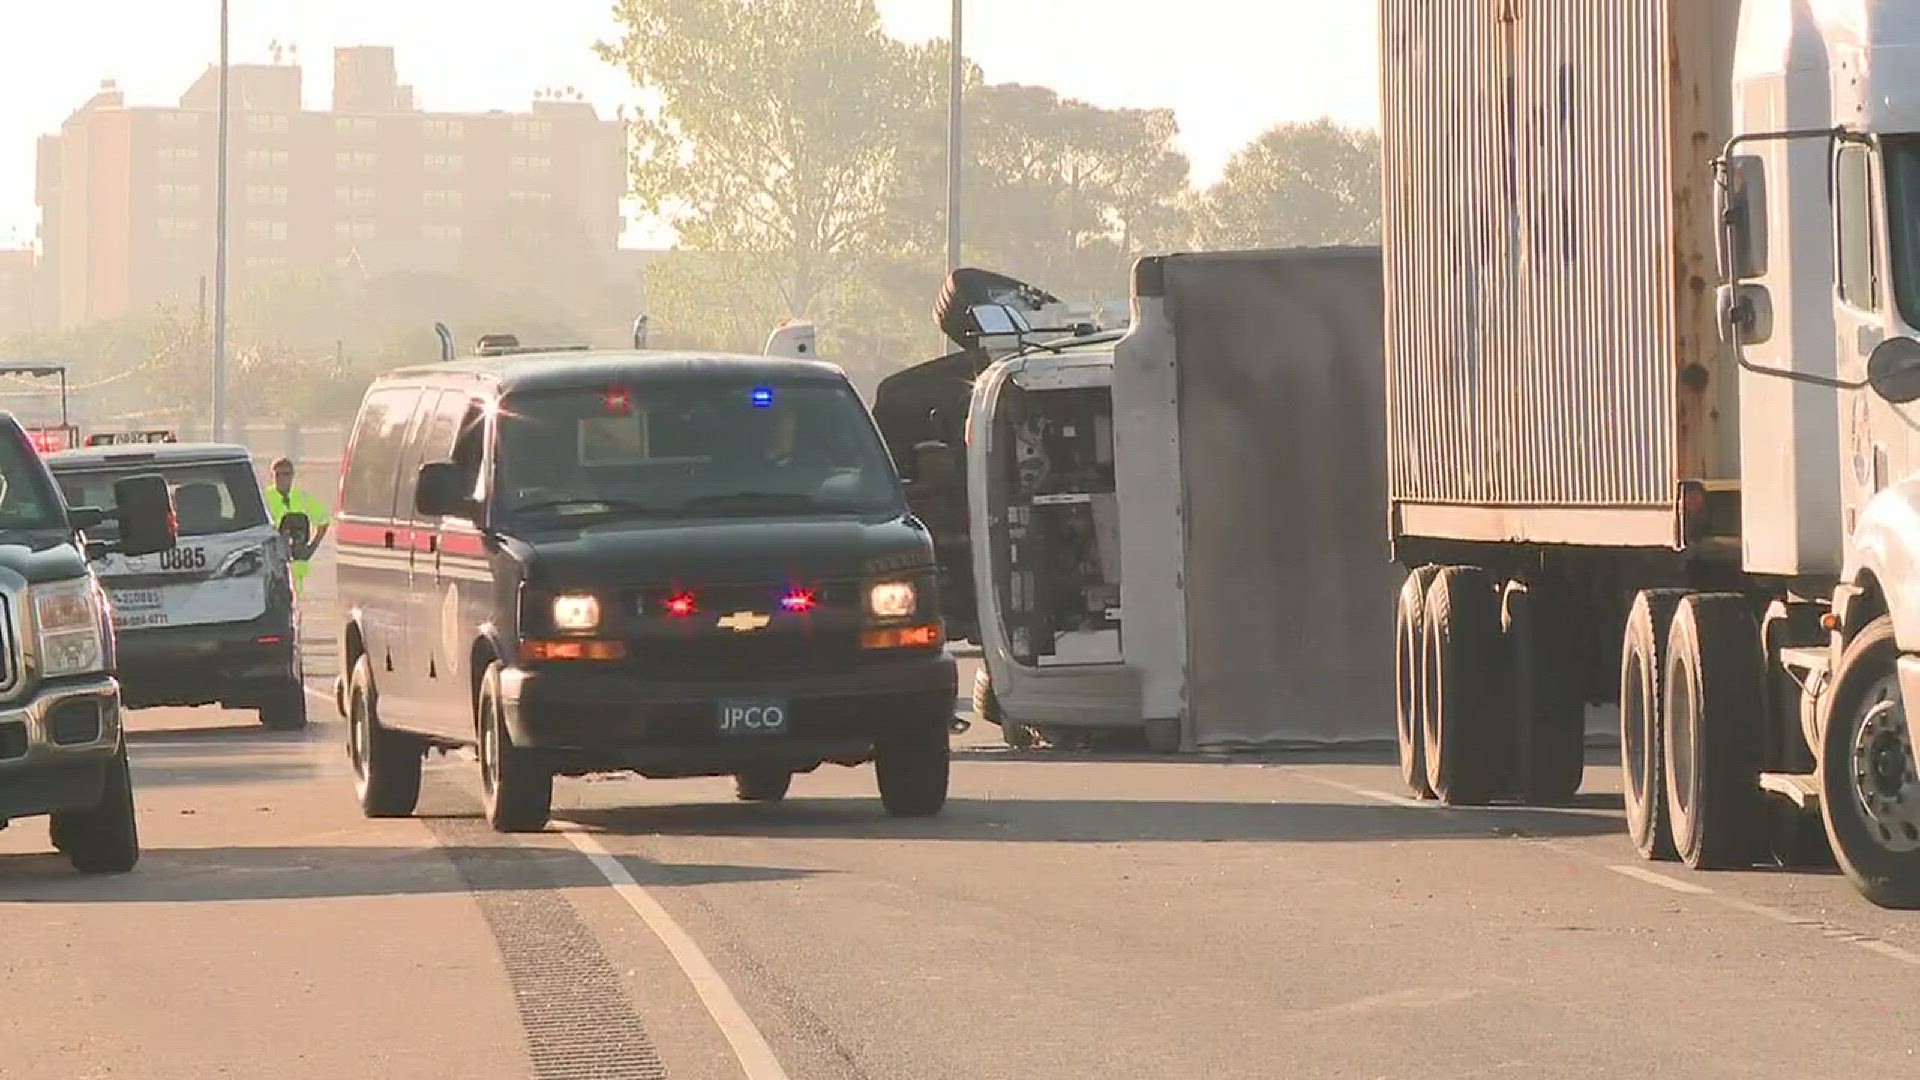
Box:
[342,386,424,518]
[1837,142,1880,310]
[451,403,486,500]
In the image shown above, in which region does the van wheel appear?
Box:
[347,657,421,818]
[58,745,140,874]
[1395,566,1440,798]
[735,770,793,802]
[1421,566,1507,805]
[1621,590,1685,861]
[876,724,949,817]
[258,683,308,731]
[1818,616,1920,908]
[479,662,552,833]
[1663,594,1765,870]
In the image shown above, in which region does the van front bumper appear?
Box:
[498,651,957,777]
[0,676,124,820]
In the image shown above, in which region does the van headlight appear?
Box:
[867,581,918,619]
[34,579,106,678]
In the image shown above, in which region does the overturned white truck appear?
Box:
[1381,0,1920,908]
[877,252,1398,751]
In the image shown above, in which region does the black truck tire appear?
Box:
[59,745,140,875]
[1502,579,1586,803]
[876,724,950,817]
[1395,565,1440,799]
[1663,594,1766,871]
[1421,566,1507,806]
[1621,590,1686,861]
[735,770,794,802]
[974,667,1035,750]
[479,662,552,833]
[348,656,422,818]
[1817,616,1920,908]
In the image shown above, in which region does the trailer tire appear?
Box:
[1502,580,1585,803]
[1817,616,1920,908]
[1395,566,1440,799]
[1421,566,1507,806]
[1663,594,1766,870]
[1621,590,1685,862]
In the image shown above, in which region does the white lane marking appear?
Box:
[1606,865,1713,895]
[557,824,792,1080]
[1302,774,1920,970]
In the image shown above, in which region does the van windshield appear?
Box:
[495,381,906,521]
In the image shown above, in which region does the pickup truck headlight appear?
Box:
[551,593,601,632]
[34,579,105,678]
[867,581,918,619]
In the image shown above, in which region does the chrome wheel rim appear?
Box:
[1849,673,1920,853]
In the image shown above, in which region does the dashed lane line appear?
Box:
[1304,773,1920,970]
[556,823,794,1080]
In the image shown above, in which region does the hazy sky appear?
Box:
[0,1,1379,248]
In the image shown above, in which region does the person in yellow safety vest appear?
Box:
[265,457,330,596]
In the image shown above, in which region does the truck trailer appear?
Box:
[1382,0,1920,908]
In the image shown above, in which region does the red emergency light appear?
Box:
[780,589,816,613]
[665,592,697,618]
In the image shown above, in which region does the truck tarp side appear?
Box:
[1117,247,1399,749]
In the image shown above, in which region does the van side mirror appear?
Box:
[1868,337,1920,404]
[416,460,474,518]
[113,473,178,557]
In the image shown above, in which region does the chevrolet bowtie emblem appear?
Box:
[718,611,771,633]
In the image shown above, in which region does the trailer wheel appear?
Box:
[1395,566,1440,798]
[1421,566,1507,806]
[1663,594,1765,870]
[1817,616,1920,908]
[1502,580,1585,803]
[1620,590,1685,861]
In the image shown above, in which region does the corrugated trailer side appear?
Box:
[1380,0,1741,552]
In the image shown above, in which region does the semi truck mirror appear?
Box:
[1717,283,1773,346]
[1867,337,1920,404]
[1716,155,1768,280]
[113,473,179,557]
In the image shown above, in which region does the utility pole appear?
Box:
[945,0,963,274]
[211,0,231,440]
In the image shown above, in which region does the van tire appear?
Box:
[1663,594,1766,870]
[876,724,949,817]
[348,657,421,818]
[735,770,793,802]
[479,662,552,833]
[259,683,308,731]
[59,745,140,875]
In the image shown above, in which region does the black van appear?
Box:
[332,340,957,832]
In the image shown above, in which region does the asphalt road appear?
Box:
[5,553,1920,1079]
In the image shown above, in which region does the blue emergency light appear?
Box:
[751,387,774,408]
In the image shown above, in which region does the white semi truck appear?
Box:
[1382,0,1920,907]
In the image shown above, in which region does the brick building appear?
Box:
[36,46,627,329]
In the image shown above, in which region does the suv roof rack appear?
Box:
[473,332,591,358]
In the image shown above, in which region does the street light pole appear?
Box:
[211,0,231,440]
[945,0,962,274]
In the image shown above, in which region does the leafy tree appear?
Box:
[1195,119,1381,249]
[598,0,930,321]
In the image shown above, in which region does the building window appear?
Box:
[511,118,554,140]
[245,184,289,207]
[156,111,200,131]
[424,118,465,139]
[424,153,465,171]
[335,150,378,171]
[246,114,290,136]
[335,117,378,138]
[158,217,202,239]
[159,147,201,167]
[424,223,464,241]
[334,185,377,207]
[158,182,202,201]
[243,148,289,169]
[509,155,553,174]
[423,189,464,209]
[245,220,288,242]
[244,255,290,270]
[509,190,554,205]
[335,221,378,240]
